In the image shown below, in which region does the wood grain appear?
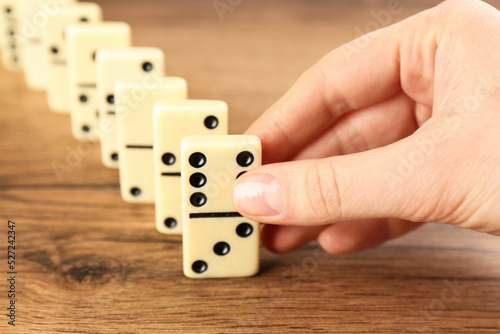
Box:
[1,0,500,333]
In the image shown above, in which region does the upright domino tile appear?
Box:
[97,47,165,169]
[181,135,262,278]
[19,0,75,90]
[43,3,102,113]
[153,100,228,235]
[66,22,131,141]
[116,77,187,204]
[0,0,22,71]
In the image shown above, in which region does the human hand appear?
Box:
[232,0,500,255]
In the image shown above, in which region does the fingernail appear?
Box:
[233,174,283,217]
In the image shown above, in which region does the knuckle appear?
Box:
[447,192,500,235]
[304,161,343,223]
[436,0,492,29]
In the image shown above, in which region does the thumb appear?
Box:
[233,133,444,226]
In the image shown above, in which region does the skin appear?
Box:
[232,0,500,255]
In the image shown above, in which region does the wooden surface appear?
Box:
[2,0,500,333]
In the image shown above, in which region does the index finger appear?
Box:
[246,12,430,164]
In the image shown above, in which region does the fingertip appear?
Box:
[319,220,393,254]
[233,172,284,219]
[317,224,358,255]
[318,219,424,254]
[261,225,295,254]
[261,224,328,254]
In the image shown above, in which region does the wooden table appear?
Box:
[1,0,500,333]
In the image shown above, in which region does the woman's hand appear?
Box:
[233,0,500,255]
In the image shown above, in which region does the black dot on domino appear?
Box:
[9,30,14,36]
[204,116,219,129]
[5,7,11,14]
[189,173,206,188]
[190,192,207,207]
[236,171,247,179]
[162,153,176,166]
[79,95,88,103]
[80,17,88,22]
[213,242,230,256]
[192,260,207,274]
[130,187,141,197]
[106,94,114,105]
[142,61,153,72]
[189,153,206,168]
[236,223,254,238]
[164,218,177,229]
[91,51,96,61]
[236,151,254,167]
[82,125,90,133]
[50,46,58,54]
[111,153,119,161]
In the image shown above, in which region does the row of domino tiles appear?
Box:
[0,0,262,278]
